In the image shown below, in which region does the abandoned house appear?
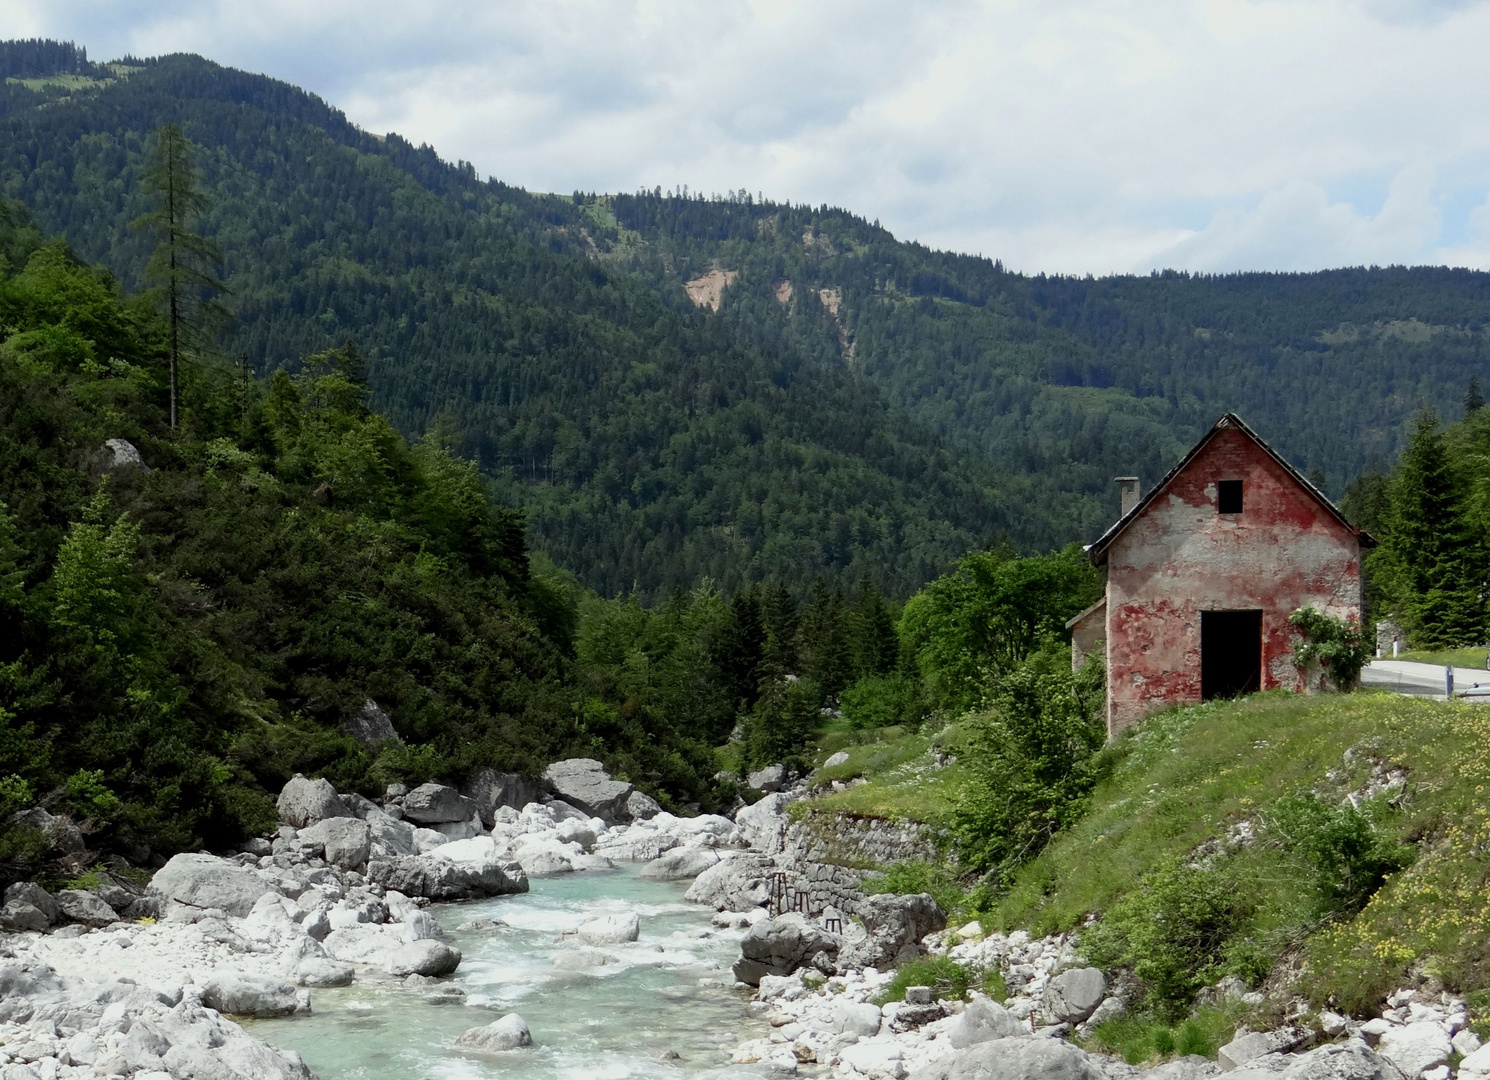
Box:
[1068,413,1375,738]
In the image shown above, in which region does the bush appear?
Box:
[1084,1013,1223,1065]
[1084,859,1257,1019]
[1265,794,1411,918]
[840,673,927,731]
[952,644,1106,884]
[862,861,965,921]
[1289,608,1373,691]
[873,955,976,1005]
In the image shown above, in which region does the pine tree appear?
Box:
[132,124,225,428]
[760,582,800,677]
[713,586,764,712]
[1467,376,1485,417]
[1380,409,1482,646]
[851,575,898,679]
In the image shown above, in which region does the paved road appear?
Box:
[1362,659,1490,700]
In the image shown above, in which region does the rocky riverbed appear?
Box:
[2,761,1485,1080]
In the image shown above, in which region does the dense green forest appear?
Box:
[3,39,1488,603]
[0,194,1109,879]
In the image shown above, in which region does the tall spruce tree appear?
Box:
[133,125,225,428]
[1380,409,1482,646]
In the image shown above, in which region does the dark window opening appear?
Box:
[1201,610,1262,700]
[1218,479,1244,514]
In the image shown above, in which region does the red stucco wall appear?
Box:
[1105,428,1363,736]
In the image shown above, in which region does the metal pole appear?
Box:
[1447,665,1455,699]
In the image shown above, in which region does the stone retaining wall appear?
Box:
[774,810,940,921]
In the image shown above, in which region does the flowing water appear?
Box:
[248,866,765,1079]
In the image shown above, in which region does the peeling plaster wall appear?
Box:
[1105,428,1362,737]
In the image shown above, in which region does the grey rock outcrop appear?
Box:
[946,996,1029,1048]
[401,783,477,824]
[386,939,461,977]
[732,913,841,986]
[912,1035,1107,1080]
[735,793,793,853]
[1042,967,1106,1024]
[148,852,274,917]
[9,806,87,854]
[340,699,401,748]
[200,972,299,1017]
[1218,1027,1313,1071]
[462,769,542,827]
[839,892,946,970]
[103,438,151,473]
[366,854,528,901]
[1223,1043,1406,1080]
[457,1012,532,1051]
[685,852,776,910]
[298,817,372,869]
[626,789,662,820]
[748,764,788,792]
[54,889,117,927]
[543,758,634,822]
[276,775,354,828]
[639,846,721,881]
[4,882,58,923]
[0,900,51,932]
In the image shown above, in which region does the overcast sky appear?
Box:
[7,0,1490,275]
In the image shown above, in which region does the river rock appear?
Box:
[946,996,1029,1048]
[554,817,598,850]
[514,843,575,876]
[0,899,51,932]
[457,1012,532,1051]
[402,783,478,824]
[1377,1021,1452,1077]
[596,830,681,862]
[4,881,59,923]
[735,793,792,853]
[686,852,776,910]
[1225,1043,1406,1080]
[148,852,274,917]
[298,817,372,869]
[553,947,615,971]
[54,888,118,927]
[543,758,634,822]
[747,764,788,793]
[201,972,299,1017]
[733,913,841,986]
[841,1038,905,1077]
[277,775,354,827]
[577,911,640,945]
[1043,967,1106,1024]
[367,854,528,901]
[640,846,721,881]
[626,789,662,820]
[840,892,946,970]
[368,812,418,857]
[296,958,355,987]
[387,939,462,977]
[430,835,497,863]
[831,999,884,1038]
[463,769,543,827]
[913,1035,1105,1079]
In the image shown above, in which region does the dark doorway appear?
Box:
[1201,610,1262,700]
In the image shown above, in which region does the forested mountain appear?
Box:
[3,40,1488,600]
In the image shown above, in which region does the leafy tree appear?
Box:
[132,124,225,428]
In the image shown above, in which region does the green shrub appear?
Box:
[1083,1012,1226,1064]
[1084,859,1257,1019]
[873,956,976,1005]
[1265,794,1411,918]
[840,673,927,732]
[952,644,1106,885]
[1289,608,1374,691]
[863,861,965,920]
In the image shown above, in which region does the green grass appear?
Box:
[1395,647,1488,669]
[1081,1007,1240,1065]
[987,689,1490,1012]
[799,721,972,822]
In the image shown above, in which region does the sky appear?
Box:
[6,0,1490,275]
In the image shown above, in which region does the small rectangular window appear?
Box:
[1218,479,1243,514]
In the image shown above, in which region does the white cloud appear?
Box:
[14,0,1490,273]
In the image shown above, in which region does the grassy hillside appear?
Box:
[802,690,1490,1021]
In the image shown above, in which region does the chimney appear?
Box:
[1115,476,1141,518]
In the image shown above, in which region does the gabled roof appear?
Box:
[1064,597,1106,631]
[1086,413,1377,567]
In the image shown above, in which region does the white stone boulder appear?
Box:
[298,817,372,869]
[277,775,353,828]
[840,1038,906,1079]
[1377,1021,1452,1078]
[1043,967,1106,1024]
[386,939,462,977]
[946,996,1028,1048]
[685,852,775,910]
[914,1036,1104,1079]
[543,758,634,822]
[295,959,355,987]
[54,889,117,927]
[456,1013,532,1051]
[402,783,478,824]
[201,972,299,1017]
[639,846,721,881]
[831,999,884,1038]
[577,911,640,945]
[148,853,274,917]
[735,793,792,852]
